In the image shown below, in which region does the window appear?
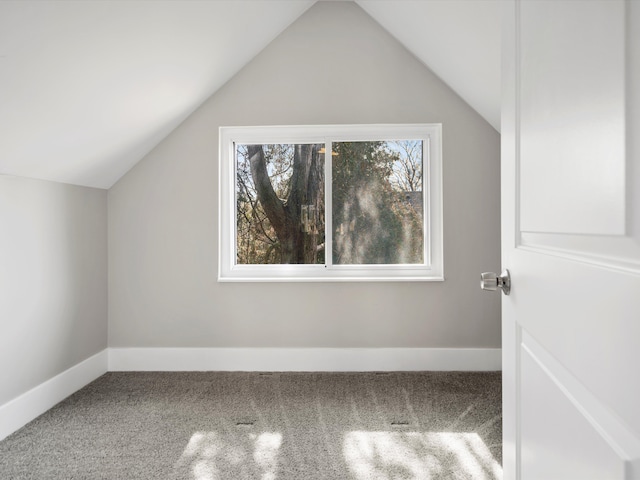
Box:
[219,124,443,281]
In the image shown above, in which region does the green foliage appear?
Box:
[332,141,423,265]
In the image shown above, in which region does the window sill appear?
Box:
[218,265,444,282]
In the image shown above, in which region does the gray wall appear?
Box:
[108,2,501,348]
[0,177,107,406]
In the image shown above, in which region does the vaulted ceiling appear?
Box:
[0,0,501,189]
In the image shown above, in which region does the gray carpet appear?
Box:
[0,371,502,479]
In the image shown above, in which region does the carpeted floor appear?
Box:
[0,371,502,479]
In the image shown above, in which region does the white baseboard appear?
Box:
[0,349,108,441]
[108,347,501,372]
[0,347,499,441]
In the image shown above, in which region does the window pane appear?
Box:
[332,141,424,265]
[236,143,325,265]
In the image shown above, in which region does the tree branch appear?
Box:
[248,145,288,237]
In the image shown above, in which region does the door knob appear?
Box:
[481,269,511,295]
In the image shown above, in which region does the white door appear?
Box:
[501,1,640,479]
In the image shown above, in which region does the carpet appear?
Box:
[0,371,502,479]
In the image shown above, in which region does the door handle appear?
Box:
[481,269,511,295]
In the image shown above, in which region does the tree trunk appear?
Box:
[248,144,323,264]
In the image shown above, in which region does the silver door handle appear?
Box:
[481,269,511,295]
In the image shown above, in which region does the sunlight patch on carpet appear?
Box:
[175,431,282,480]
[343,431,502,480]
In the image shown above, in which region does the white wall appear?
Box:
[0,177,107,406]
[108,2,501,349]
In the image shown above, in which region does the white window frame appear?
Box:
[218,124,443,282]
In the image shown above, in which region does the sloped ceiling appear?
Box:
[357,0,501,132]
[0,0,501,189]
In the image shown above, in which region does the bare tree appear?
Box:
[389,140,423,192]
[247,144,324,264]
